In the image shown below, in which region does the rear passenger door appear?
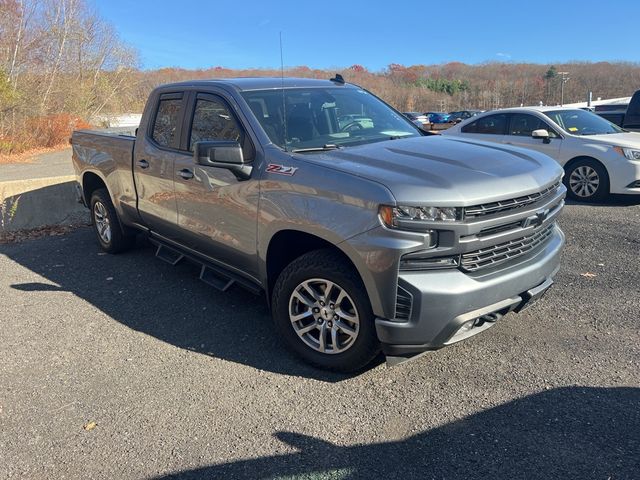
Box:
[133,92,186,234]
[172,91,260,277]
[503,113,562,158]
[460,113,508,144]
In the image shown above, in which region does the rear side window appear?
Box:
[462,114,508,135]
[152,96,183,147]
[189,97,241,151]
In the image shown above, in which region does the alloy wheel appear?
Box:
[569,165,600,198]
[93,201,112,244]
[288,278,360,354]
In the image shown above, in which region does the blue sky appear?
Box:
[95,0,640,71]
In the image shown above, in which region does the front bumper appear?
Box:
[608,158,640,194]
[376,225,565,359]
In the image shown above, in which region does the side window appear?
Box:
[473,114,508,135]
[462,113,507,135]
[461,119,478,133]
[510,113,557,137]
[152,96,183,147]
[189,97,241,151]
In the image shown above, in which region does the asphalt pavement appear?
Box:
[0,199,639,479]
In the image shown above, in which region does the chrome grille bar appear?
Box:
[464,182,561,218]
[460,223,555,272]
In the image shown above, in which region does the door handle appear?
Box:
[137,159,149,169]
[178,169,194,180]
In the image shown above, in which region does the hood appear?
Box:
[296,136,563,206]
[572,131,640,149]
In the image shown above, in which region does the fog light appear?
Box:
[626,180,640,188]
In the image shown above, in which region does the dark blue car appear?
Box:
[424,112,451,123]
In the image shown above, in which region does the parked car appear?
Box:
[594,90,640,132]
[403,112,430,127]
[443,106,640,201]
[449,110,483,122]
[424,112,452,123]
[72,77,565,371]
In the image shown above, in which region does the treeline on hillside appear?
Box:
[131,62,640,115]
[2,0,640,155]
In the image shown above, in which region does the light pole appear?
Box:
[558,71,570,106]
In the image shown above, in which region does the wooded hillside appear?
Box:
[2,0,639,155]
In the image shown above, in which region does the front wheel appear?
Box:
[564,159,609,202]
[271,249,380,372]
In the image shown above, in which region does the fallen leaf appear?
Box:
[580,272,597,278]
[83,421,97,431]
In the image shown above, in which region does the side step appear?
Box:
[199,265,235,292]
[150,238,261,296]
[155,244,185,265]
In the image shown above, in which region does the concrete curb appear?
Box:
[0,176,88,231]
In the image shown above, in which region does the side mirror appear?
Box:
[532,129,551,144]
[193,140,252,180]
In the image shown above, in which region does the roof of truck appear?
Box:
[164,77,356,91]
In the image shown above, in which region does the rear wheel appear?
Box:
[90,188,135,253]
[271,249,380,372]
[564,158,609,202]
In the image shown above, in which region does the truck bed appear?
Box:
[71,129,138,220]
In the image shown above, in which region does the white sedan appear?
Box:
[442,106,640,201]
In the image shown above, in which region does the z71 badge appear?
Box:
[266,164,298,176]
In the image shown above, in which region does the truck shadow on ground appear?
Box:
[151,386,639,479]
[2,228,379,382]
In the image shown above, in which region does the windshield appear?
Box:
[241,87,420,150]
[544,109,623,135]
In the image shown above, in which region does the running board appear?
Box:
[149,238,261,296]
[199,265,235,292]
[155,244,185,265]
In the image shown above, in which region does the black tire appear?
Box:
[563,158,609,202]
[90,188,135,254]
[271,249,380,372]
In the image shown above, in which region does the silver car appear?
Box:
[443,106,640,201]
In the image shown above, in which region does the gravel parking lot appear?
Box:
[1,198,639,479]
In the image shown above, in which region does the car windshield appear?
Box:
[241,87,420,151]
[544,109,623,135]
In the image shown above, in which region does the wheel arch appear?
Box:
[563,155,610,193]
[264,229,373,308]
[81,170,109,206]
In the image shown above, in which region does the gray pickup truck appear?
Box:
[72,77,566,371]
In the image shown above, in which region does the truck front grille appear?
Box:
[460,223,555,272]
[464,181,561,218]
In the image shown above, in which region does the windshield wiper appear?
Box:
[291,144,342,153]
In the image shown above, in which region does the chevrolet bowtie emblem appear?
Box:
[523,208,550,228]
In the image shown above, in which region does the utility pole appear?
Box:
[558,71,570,106]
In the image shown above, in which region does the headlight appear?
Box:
[379,205,461,232]
[613,146,640,160]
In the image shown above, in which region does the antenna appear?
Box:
[280,31,288,151]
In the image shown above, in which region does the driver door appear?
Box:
[172,92,259,277]
[503,113,562,157]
